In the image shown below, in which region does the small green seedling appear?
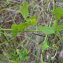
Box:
[11,1,36,37]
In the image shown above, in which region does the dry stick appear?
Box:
[9,0,21,3]
[32,33,45,37]
[0,5,20,12]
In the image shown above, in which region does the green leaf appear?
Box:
[30,16,36,19]
[17,50,29,61]
[20,1,28,19]
[51,10,55,14]
[58,24,63,31]
[21,50,28,60]
[37,26,55,34]
[26,19,36,25]
[11,30,18,37]
[53,20,58,32]
[18,23,27,31]
[11,24,18,37]
[51,7,63,19]
[5,53,15,61]
[31,19,36,25]
[41,40,49,50]
[11,24,18,29]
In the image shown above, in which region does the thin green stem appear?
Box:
[28,0,36,6]
[0,28,41,32]
[37,0,50,20]
[13,11,19,24]
[53,0,55,10]
[41,50,43,63]
[0,4,21,12]
[52,33,57,45]
[49,15,53,27]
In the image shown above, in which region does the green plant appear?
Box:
[11,1,36,37]
[0,0,63,63]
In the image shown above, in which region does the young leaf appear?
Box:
[41,39,49,50]
[53,20,58,32]
[25,16,36,25]
[18,23,27,31]
[20,1,28,19]
[37,26,55,34]
[26,19,36,25]
[51,7,63,20]
[31,19,36,25]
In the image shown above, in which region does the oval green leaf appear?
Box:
[41,40,49,50]
[37,26,55,34]
[20,1,28,19]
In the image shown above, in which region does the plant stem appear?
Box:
[0,28,42,32]
[41,50,43,63]
[49,15,53,27]
[52,31,59,45]
[53,0,55,10]
[52,33,57,45]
